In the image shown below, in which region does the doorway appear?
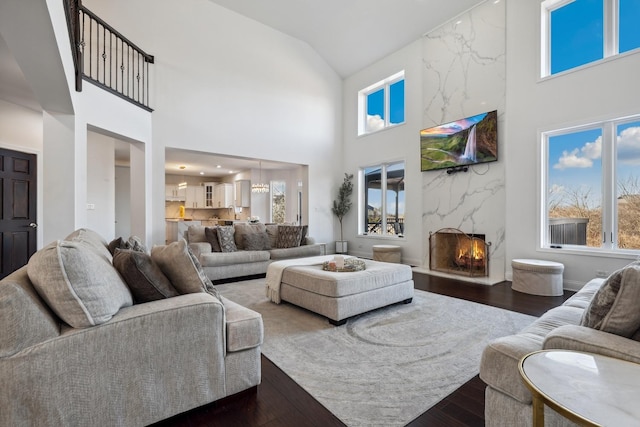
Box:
[0,147,37,278]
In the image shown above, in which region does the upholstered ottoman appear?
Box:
[279,259,414,325]
[511,259,564,296]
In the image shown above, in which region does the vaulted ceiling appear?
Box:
[208,0,485,77]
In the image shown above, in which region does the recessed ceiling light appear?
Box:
[216,165,221,168]
[228,170,233,173]
[199,171,205,175]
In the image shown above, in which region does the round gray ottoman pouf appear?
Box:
[511,259,564,296]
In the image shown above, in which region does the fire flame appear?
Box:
[457,239,485,261]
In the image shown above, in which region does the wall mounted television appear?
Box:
[420,110,498,172]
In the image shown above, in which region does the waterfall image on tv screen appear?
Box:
[420,110,498,172]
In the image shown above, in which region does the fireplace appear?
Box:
[429,228,490,277]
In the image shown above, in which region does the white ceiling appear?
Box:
[208,0,485,77]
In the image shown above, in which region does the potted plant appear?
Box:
[332,173,354,254]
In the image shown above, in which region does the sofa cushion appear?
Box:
[187,225,207,243]
[66,228,113,261]
[27,240,133,328]
[205,227,222,252]
[217,226,237,252]
[112,249,179,303]
[151,239,221,301]
[243,232,271,251]
[581,262,640,337]
[234,223,267,250]
[269,244,323,261]
[275,225,303,248]
[199,250,271,268]
[0,268,60,357]
[220,296,264,352]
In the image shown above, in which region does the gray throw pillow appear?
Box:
[112,249,179,303]
[234,223,267,250]
[205,227,222,252]
[275,225,303,248]
[581,261,640,337]
[243,232,271,251]
[150,239,221,301]
[27,240,133,328]
[217,226,237,252]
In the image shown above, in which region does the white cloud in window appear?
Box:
[553,136,602,170]
[366,114,385,132]
[617,126,640,164]
[549,183,564,194]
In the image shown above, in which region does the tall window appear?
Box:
[543,115,640,251]
[542,0,640,76]
[360,162,405,236]
[271,181,286,223]
[358,71,405,135]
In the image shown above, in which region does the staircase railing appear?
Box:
[64,0,154,111]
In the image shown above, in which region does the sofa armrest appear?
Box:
[0,293,227,426]
[544,324,640,363]
[189,242,212,258]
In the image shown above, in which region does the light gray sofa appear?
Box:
[187,223,325,281]
[0,229,263,426]
[480,265,640,426]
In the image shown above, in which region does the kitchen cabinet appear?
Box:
[214,183,234,208]
[185,185,204,208]
[203,182,216,208]
[235,180,251,207]
[165,185,186,201]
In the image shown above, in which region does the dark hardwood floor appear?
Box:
[154,272,574,427]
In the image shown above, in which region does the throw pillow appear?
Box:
[243,232,271,251]
[265,224,279,248]
[581,261,640,337]
[234,223,267,250]
[205,227,222,252]
[276,225,304,249]
[127,235,147,253]
[112,249,179,303]
[150,239,221,301]
[66,228,113,261]
[108,237,125,255]
[27,240,133,328]
[301,225,309,245]
[217,226,237,252]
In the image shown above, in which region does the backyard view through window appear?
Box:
[271,181,285,223]
[544,0,640,76]
[362,162,405,236]
[545,117,640,251]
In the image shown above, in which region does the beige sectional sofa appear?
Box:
[480,262,640,426]
[0,228,263,426]
[186,223,325,281]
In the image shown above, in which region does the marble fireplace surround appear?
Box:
[418,0,506,286]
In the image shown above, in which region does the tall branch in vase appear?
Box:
[332,173,354,244]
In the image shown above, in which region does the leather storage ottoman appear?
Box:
[279,259,414,325]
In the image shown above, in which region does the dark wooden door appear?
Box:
[0,148,37,279]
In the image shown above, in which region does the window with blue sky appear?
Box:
[544,0,640,76]
[359,71,405,135]
[545,117,640,251]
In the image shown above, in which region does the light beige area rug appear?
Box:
[217,279,535,427]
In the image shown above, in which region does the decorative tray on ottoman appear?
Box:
[322,258,366,272]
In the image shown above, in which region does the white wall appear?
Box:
[87,132,115,238]
[343,41,424,265]
[115,166,131,237]
[505,0,640,289]
[343,0,504,272]
[84,0,343,247]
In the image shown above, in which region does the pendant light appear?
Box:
[251,161,269,193]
